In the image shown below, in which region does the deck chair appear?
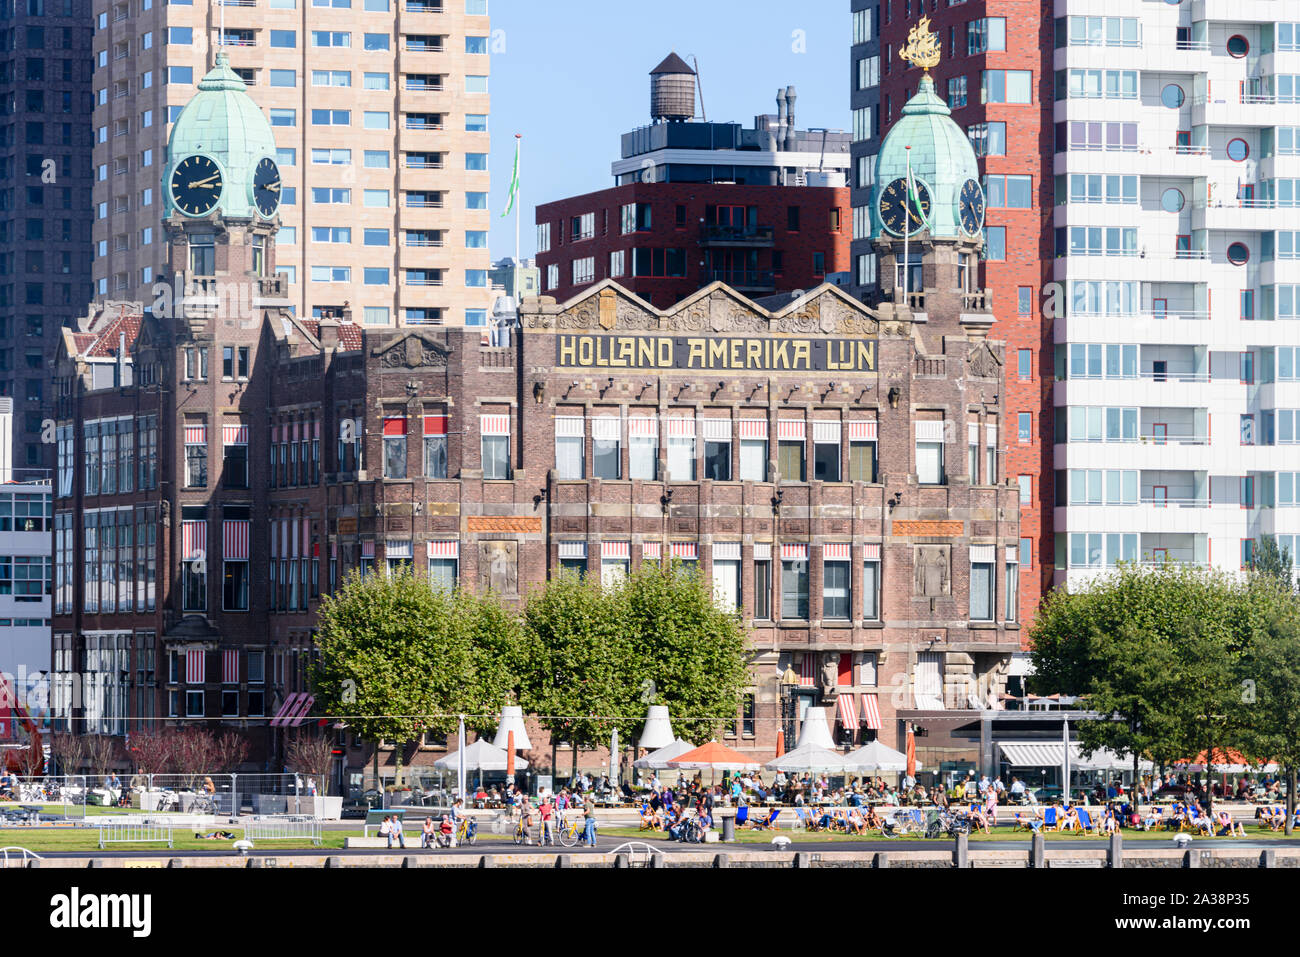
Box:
[735,805,749,828]
[1013,809,1041,832]
[1041,806,1058,831]
[751,808,779,831]
[1076,808,1098,834]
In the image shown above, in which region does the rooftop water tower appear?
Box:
[649,52,696,123]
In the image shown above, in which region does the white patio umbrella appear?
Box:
[765,707,845,772]
[633,738,696,769]
[842,740,921,774]
[433,738,530,773]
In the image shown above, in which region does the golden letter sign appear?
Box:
[555,334,875,373]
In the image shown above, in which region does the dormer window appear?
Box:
[189,234,215,276]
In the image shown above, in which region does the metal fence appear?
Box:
[97,819,174,849]
[245,814,322,846]
[106,773,323,815]
[3,776,89,820]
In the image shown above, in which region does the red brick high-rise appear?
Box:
[874,4,1052,634]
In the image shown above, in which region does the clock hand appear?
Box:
[265,183,281,192]
[189,175,219,187]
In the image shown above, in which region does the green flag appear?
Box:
[906,165,928,232]
[501,137,520,218]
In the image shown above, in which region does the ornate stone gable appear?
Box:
[967,341,1001,379]
[371,333,450,370]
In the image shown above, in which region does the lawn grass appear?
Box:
[600,824,1292,845]
[0,826,356,853]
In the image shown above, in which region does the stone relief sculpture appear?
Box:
[914,545,951,596]
[479,540,518,596]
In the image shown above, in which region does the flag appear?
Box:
[906,164,928,232]
[500,136,521,218]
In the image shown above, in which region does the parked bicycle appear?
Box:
[925,808,971,839]
[555,811,580,848]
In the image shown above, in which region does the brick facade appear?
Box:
[535,182,850,309]
[54,206,1017,785]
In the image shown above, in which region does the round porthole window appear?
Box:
[1227,34,1249,57]
[1227,242,1250,265]
[1227,138,1250,162]
[1161,188,1185,213]
[1161,84,1185,108]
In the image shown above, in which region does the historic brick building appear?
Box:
[51,42,1020,788]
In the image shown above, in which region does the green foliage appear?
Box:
[1030,564,1299,812]
[619,563,751,743]
[1250,536,1294,593]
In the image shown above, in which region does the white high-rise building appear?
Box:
[1054,2,1300,587]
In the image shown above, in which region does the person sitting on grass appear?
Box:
[194,830,235,840]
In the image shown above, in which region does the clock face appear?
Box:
[253,156,282,218]
[958,178,986,236]
[169,154,224,217]
[878,176,933,237]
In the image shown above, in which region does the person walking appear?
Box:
[582,794,598,848]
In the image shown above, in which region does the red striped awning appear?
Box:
[187,649,206,684]
[628,416,657,438]
[182,520,206,561]
[222,649,238,685]
[480,414,510,436]
[798,654,815,687]
[777,420,805,441]
[781,543,808,561]
[823,542,851,561]
[848,421,878,441]
[383,416,405,437]
[361,541,375,559]
[223,423,248,445]
[642,541,661,560]
[270,692,302,728]
[863,543,882,561]
[424,414,448,435]
[287,694,315,728]
[665,417,695,438]
[184,425,206,444]
[223,520,249,560]
[861,693,882,730]
[737,418,767,440]
[670,542,697,560]
[836,692,859,728]
[427,540,458,559]
[602,541,630,560]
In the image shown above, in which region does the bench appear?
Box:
[363,807,409,838]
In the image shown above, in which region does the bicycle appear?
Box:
[555,812,580,847]
[925,808,971,840]
[512,816,537,846]
[189,791,217,815]
[455,817,477,846]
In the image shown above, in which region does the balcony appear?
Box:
[704,269,775,292]
[405,1,442,9]
[404,39,444,53]
[404,81,444,92]
[404,119,444,131]
[404,276,444,287]
[698,225,774,247]
[404,158,444,169]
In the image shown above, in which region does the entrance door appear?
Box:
[1153,423,1168,445]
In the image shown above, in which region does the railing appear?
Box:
[404,199,444,208]
[245,815,322,846]
[405,159,444,169]
[0,847,43,868]
[405,1,443,9]
[1171,145,1210,156]
[1067,310,1210,322]
[404,121,445,131]
[403,238,443,247]
[98,819,174,849]
[1067,372,1210,383]
[405,42,444,53]
[1067,435,1209,446]
[700,225,775,243]
[220,0,258,5]
[404,277,445,286]
[1175,39,1209,51]
[1172,250,1210,260]
[963,291,990,311]
[404,82,444,91]
[219,37,257,47]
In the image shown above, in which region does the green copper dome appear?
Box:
[871,75,982,241]
[163,52,278,220]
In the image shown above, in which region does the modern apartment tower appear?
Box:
[89,0,493,328]
[1052,2,1300,586]
[0,0,94,473]
[849,0,882,298]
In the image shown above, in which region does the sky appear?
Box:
[487,0,847,262]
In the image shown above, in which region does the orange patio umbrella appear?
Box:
[774,729,785,759]
[665,740,764,772]
[905,723,916,779]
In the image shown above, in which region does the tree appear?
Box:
[455,588,529,739]
[619,562,750,745]
[1250,536,1294,593]
[519,571,632,778]
[125,727,176,775]
[312,567,476,786]
[1030,563,1252,813]
[171,728,219,787]
[85,734,118,778]
[213,731,250,774]
[51,731,87,777]
[285,730,336,794]
[1237,587,1300,833]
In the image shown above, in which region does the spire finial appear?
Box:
[900,16,941,73]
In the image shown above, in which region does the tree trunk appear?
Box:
[1287,766,1296,836]
[1203,743,1213,817]
[570,743,578,784]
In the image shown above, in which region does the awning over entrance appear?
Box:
[997,741,1152,771]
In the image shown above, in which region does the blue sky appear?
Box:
[487,0,847,261]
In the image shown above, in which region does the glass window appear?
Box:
[555,431,584,480]
[382,420,406,479]
[917,441,943,484]
[739,438,767,482]
[813,438,840,482]
[754,559,771,620]
[849,441,876,483]
[712,559,740,611]
[823,561,850,619]
[668,434,696,481]
[778,441,805,482]
[781,559,808,620]
[592,422,620,480]
[863,559,880,620]
[704,433,731,481]
[971,560,994,620]
[482,435,509,479]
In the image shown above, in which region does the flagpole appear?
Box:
[514,134,522,266]
[903,145,911,306]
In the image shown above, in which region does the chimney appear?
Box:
[784,85,798,151]
[0,397,12,484]
[318,319,340,350]
[775,88,788,151]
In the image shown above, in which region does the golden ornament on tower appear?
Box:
[900,16,942,73]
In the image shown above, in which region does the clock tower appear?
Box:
[870,19,992,339]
